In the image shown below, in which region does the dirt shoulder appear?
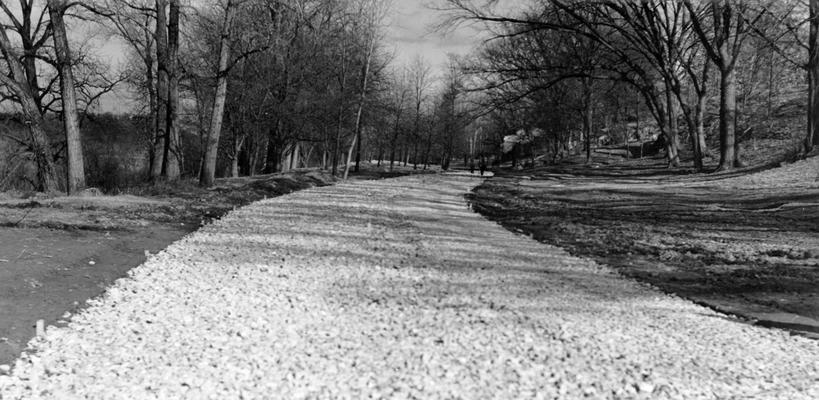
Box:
[0,166,431,367]
[469,155,819,338]
[0,226,189,366]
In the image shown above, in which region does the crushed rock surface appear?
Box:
[1,174,818,399]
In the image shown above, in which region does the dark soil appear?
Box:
[469,153,819,338]
[0,226,190,366]
[0,166,431,367]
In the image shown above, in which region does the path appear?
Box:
[1,174,817,399]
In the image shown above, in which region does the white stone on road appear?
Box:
[1,174,817,399]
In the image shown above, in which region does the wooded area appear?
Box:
[441,0,819,172]
[0,0,816,194]
[0,0,472,193]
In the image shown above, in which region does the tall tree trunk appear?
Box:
[635,90,642,158]
[199,0,235,186]
[647,86,669,158]
[323,128,329,170]
[21,54,39,111]
[695,91,708,159]
[231,155,239,178]
[347,32,375,178]
[144,42,157,179]
[30,121,58,192]
[807,0,819,153]
[664,83,680,167]
[343,134,357,180]
[423,130,433,170]
[623,99,631,160]
[354,133,362,172]
[389,111,403,172]
[246,139,257,176]
[766,47,775,131]
[290,142,299,170]
[153,0,169,179]
[264,131,279,174]
[279,144,290,172]
[230,135,243,178]
[412,82,423,170]
[691,60,711,163]
[682,109,702,171]
[672,79,703,170]
[412,141,419,169]
[48,0,85,194]
[332,44,348,177]
[22,111,58,192]
[163,0,181,179]
[582,79,593,164]
[718,66,737,171]
[333,104,343,176]
[263,120,281,174]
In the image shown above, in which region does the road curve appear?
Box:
[1,174,817,399]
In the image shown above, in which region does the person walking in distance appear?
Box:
[479,156,487,176]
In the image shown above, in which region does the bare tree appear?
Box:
[48,0,86,193]
[199,0,237,187]
[436,56,465,171]
[345,0,391,179]
[408,55,432,170]
[388,68,410,171]
[684,0,763,170]
[332,28,350,177]
[154,0,169,178]
[749,0,819,153]
[590,1,707,169]
[0,26,58,192]
[808,0,819,152]
[343,25,375,179]
[163,0,181,179]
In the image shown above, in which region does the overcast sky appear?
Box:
[385,1,480,78]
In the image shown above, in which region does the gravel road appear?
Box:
[1,174,818,399]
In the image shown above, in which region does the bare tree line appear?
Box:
[0,0,481,194]
[440,0,819,172]
[12,0,809,192]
